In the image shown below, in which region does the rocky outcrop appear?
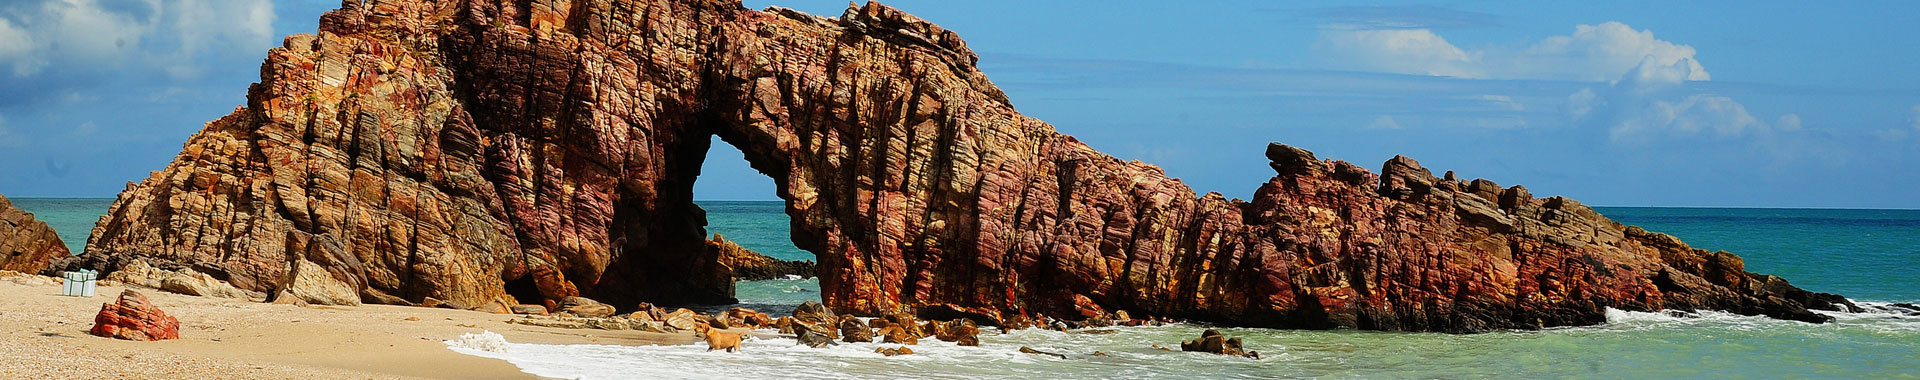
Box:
[74,0,1848,332]
[0,194,67,274]
[104,259,257,300]
[711,234,815,281]
[1180,329,1258,359]
[90,290,181,341]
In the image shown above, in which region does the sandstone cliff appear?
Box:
[72,0,1850,332]
[0,194,68,274]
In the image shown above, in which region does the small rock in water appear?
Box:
[1092,351,1110,357]
[1179,329,1259,358]
[1019,346,1068,359]
[874,346,914,356]
[930,319,980,346]
[839,315,874,343]
[881,325,918,345]
[793,321,837,348]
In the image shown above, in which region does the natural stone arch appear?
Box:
[66,0,1849,332]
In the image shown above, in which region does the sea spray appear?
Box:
[449,330,510,353]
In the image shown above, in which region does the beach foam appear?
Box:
[448,330,510,353]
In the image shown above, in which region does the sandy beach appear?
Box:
[0,272,697,379]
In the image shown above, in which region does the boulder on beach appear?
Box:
[103,259,254,300]
[662,308,702,331]
[559,297,616,318]
[90,289,180,341]
[510,304,548,315]
[725,307,773,328]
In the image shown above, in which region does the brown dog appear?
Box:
[693,322,743,352]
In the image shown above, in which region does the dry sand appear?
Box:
[0,272,703,379]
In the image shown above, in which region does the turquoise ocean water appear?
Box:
[15,199,1919,378]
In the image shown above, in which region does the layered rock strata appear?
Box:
[0,194,68,273]
[711,234,814,280]
[75,0,1849,332]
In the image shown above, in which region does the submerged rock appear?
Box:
[874,346,915,356]
[1018,346,1067,359]
[90,290,180,341]
[66,0,1852,333]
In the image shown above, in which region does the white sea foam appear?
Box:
[447,330,511,353]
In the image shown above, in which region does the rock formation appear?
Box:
[72,0,1850,332]
[0,194,68,274]
[1180,329,1258,359]
[710,234,814,280]
[91,289,181,341]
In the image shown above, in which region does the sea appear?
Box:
[13,199,1919,379]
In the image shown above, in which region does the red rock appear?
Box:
[0,194,68,274]
[838,315,874,343]
[90,290,180,341]
[724,307,773,328]
[930,319,980,346]
[712,234,814,281]
[66,0,1849,333]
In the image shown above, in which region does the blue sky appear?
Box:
[0,1,1915,208]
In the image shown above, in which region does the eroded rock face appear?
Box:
[0,194,67,274]
[75,0,1847,332]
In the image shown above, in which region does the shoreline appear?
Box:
[0,273,696,379]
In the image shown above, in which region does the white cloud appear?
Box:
[1777,114,1801,131]
[1608,94,1760,140]
[1315,21,1708,83]
[1480,95,1524,111]
[1560,54,1774,142]
[0,0,275,78]
[0,18,31,70]
[1314,29,1481,78]
[1516,22,1708,82]
[1368,115,1402,129]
